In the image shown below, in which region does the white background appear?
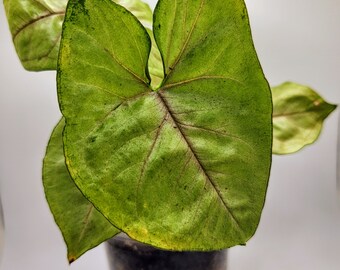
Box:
[1,0,340,269]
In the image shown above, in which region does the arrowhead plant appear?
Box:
[58,0,273,251]
[4,0,336,263]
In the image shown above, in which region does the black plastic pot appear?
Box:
[106,234,228,270]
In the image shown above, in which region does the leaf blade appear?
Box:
[153,0,272,244]
[272,82,337,154]
[4,0,67,70]
[43,118,119,262]
[58,0,272,251]
[4,0,156,72]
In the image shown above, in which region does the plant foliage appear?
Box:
[272,82,336,154]
[57,0,272,250]
[4,0,336,262]
[43,118,120,262]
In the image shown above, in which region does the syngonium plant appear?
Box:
[4,0,336,263]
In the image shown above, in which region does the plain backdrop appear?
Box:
[1,0,340,269]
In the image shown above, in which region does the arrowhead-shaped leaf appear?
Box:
[272,82,336,154]
[4,0,157,72]
[58,0,272,250]
[43,118,119,262]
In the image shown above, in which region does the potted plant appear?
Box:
[2,0,337,269]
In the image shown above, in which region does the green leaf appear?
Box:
[4,0,67,70]
[272,82,337,154]
[43,118,119,262]
[58,0,272,250]
[118,0,153,28]
[4,0,155,71]
[147,28,164,89]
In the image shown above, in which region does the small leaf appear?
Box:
[58,0,272,251]
[272,82,337,154]
[43,118,120,262]
[4,0,67,70]
[147,28,164,89]
[4,0,155,71]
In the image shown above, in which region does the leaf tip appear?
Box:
[68,254,77,264]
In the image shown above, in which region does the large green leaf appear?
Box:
[272,82,336,154]
[58,0,272,250]
[4,0,157,71]
[43,118,119,262]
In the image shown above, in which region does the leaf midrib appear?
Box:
[156,92,243,232]
[12,11,65,41]
[84,87,244,232]
[162,0,205,84]
[78,205,94,242]
[273,108,323,119]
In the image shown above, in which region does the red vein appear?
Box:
[273,110,316,118]
[174,152,192,185]
[162,75,243,90]
[71,27,147,85]
[83,92,150,140]
[156,92,243,231]
[72,81,125,99]
[21,33,61,63]
[103,47,147,84]
[94,5,147,85]
[12,12,64,41]
[178,122,254,151]
[119,15,145,73]
[135,114,168,213]
[78,205,94,242]
[164,0,205,82]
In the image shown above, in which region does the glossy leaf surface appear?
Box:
[58,0,272,250]
[43,119,119,262]
[272,82,336,154]
[4,0,155,71]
